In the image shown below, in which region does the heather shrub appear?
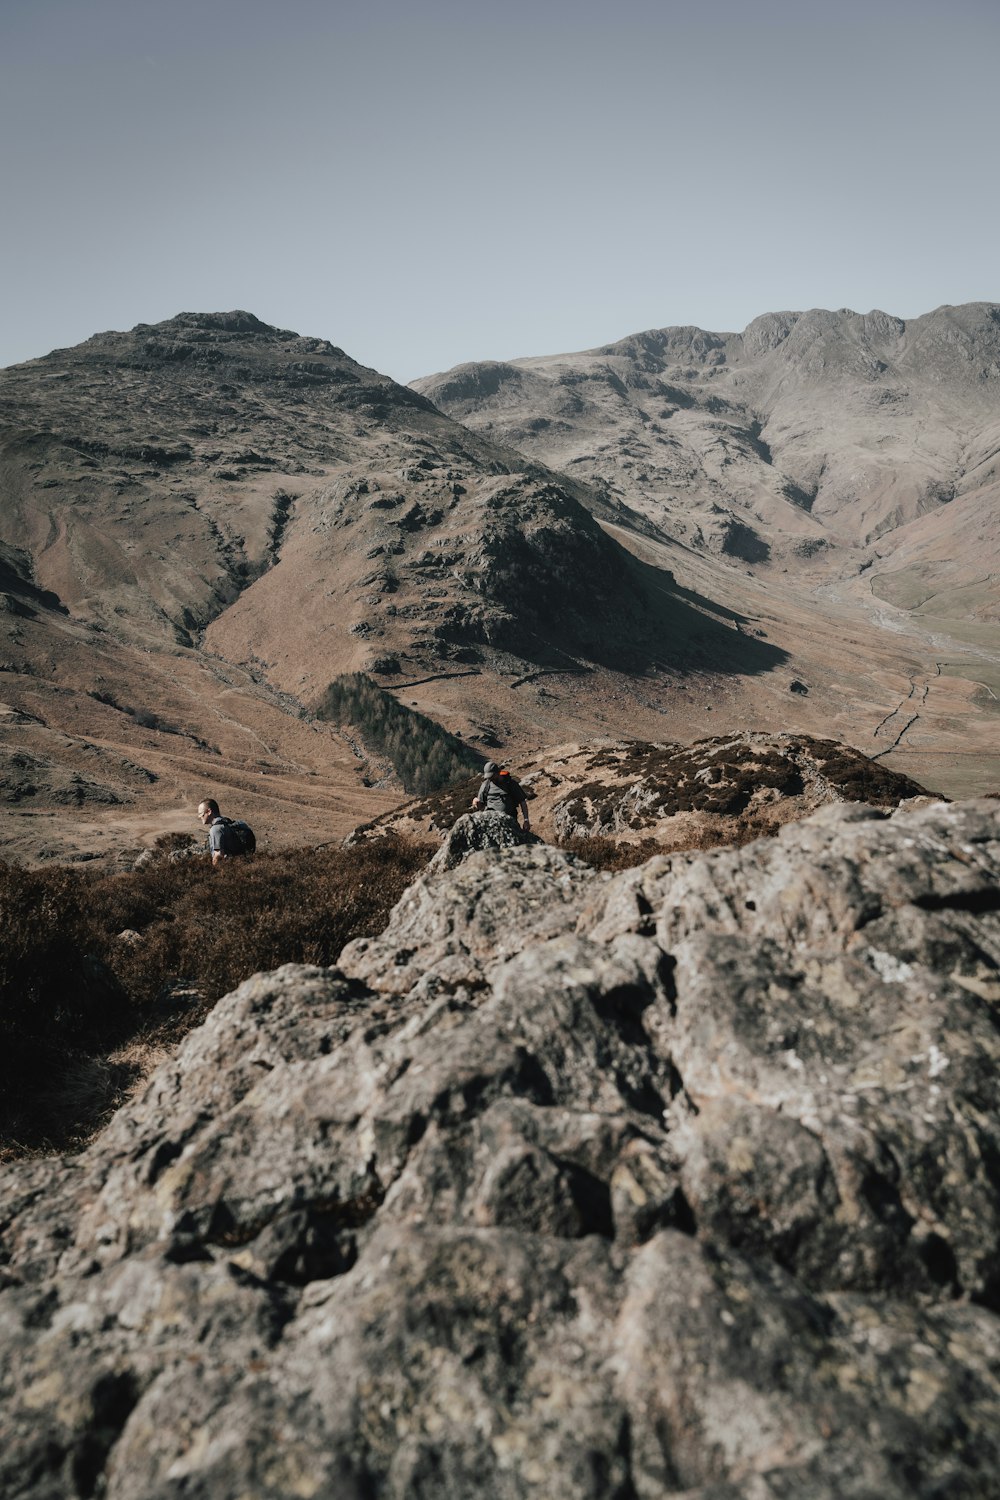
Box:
[0,863,131,1046]
[556,836,664,872]
[556,813,786,869]
[0,863,88,1025]
[401,772,487,830]
[0,862,133,1151]
[0,837,432,1155]
[153,830,198,852]
[88,839,432,1008]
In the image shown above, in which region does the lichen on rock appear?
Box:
[2,798,1000,1497]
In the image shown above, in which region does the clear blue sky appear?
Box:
[2,0,997,381]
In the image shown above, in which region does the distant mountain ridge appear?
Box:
[0,305,998,865]
[414,302,1000,590]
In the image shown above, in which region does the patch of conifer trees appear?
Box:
[316,673,479,795]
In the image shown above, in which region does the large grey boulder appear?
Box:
[339,818,597,1000]
[580,798,1000,1300]
[428,808,540,870]
[1,798,999,1498]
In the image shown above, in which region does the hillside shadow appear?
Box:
[664,575,746,623]
[0,551,69,616]
[503,553,789,677]
[455,514,788,678]
[626,554,789,676]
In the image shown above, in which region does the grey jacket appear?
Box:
[477,775,527,819]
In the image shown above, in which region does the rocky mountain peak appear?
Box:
[142,310,291,336]
[28,308,376,389]
[740,308,801,354]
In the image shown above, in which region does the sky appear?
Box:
[2,0,998,382]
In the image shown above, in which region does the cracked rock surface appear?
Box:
[2,803,1000,1498]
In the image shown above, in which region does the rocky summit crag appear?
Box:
[357,730,932,853]
[3,797,1000,1498]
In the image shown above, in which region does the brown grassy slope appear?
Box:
[0,594,400,867]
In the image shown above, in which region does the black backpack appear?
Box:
[219,818,256,856]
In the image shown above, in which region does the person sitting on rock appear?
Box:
[197,798,256,864]
[472,762,530,831]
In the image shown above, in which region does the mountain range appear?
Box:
[0,304,997,862]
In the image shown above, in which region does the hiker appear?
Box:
[197,799,256,864]
[472,762,530,831]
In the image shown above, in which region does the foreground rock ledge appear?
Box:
[2,803,1000,1499]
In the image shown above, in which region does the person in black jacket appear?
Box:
[471,762,530,831]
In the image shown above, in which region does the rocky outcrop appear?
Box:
[544,733,931,841]
[2,799,1000,1497]
[426,807,540,869]
[354,734,933,853]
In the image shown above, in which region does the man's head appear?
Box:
[198,798,221,825]
[483,761,500,779]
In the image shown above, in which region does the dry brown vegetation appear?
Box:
[554,807,797,870]
[572,737,927,823]
[0,838,433,1157]
[394,772,486,830]
[553,835,665,871]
